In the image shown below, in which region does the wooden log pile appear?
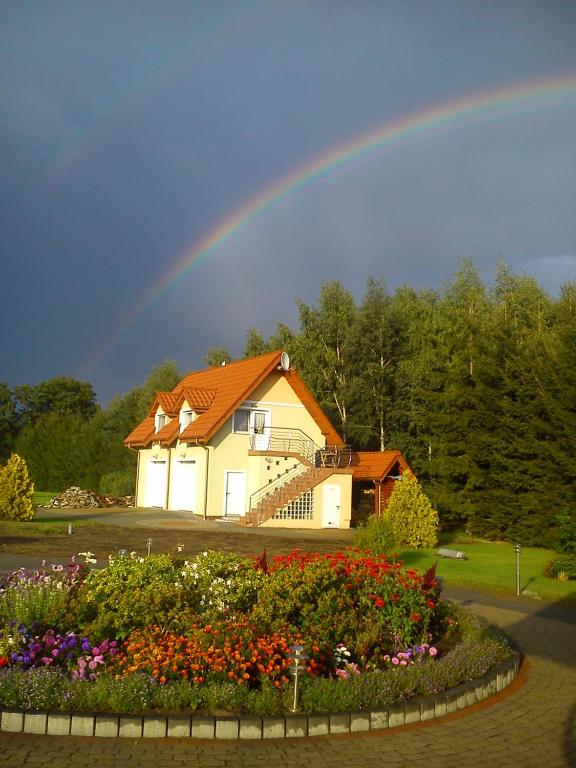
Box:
[42,486,134,508]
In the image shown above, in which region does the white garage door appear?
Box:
[145,460,167,508]
[170,460,197,511]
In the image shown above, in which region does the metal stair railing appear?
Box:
[248,427,353,514]
[249,427,318,513]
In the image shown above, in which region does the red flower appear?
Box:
[375,597,384,608]
[0,657,8,668]
[410,613,422,623]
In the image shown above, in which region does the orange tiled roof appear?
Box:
[125,350,343,449]
[349,451,411,482]
[124,416,156,446]
[178,387,217,412]
[148,391,181,418]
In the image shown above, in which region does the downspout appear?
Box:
[165,446,172,511]
[127,444,140,507]
[195,440,210,520]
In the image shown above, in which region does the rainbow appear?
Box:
[80,72,576,380]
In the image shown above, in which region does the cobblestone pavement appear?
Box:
[0,588,574,767]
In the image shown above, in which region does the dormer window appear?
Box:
[180,409,195,432]
[155,413,166,433]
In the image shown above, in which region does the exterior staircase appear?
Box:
[240,466,337,527]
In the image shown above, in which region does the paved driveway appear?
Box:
[0,586,574,767]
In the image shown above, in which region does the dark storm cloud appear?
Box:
[1,1,575,403]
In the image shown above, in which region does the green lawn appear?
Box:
[33,491,57,506]
[394,535,576,606]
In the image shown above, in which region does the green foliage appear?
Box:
[354,515,397,553]
[72,554,182,641]
[0,560,87,631]
[203,346,233,368]
[0,453,35,521]
[543,554,576,580]
[14,377,98,427]
[250,551,440,658]
[136,360,181,420]
[384,472,438,549]
[99,470,135,497]
[178,550,267,620]
[0,382,18,463]
[554,513,576,554]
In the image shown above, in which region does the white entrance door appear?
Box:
[322,484,341,528]
[224,471,246,516]
[145,460,167,508]
[170,460,197,511]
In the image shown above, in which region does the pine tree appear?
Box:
[0,453,35,521]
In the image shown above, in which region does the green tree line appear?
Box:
[2,260,574,545]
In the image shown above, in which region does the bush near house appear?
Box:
[385,471,439,549]
[0,453,35,522]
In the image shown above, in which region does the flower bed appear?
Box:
[0,550,513,717]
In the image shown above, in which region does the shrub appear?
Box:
[99,471,135,498]
[72,554,182,640]
[0,560,88,631]
[543,554,576,580]
[354,515,398,553]
[384,472,438,549]
[250,550,442,662]
[0,453,35,521]
[178,551,267,620]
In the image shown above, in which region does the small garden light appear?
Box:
[514,543,521,596]
[68,524,73,535]
[146,538,152,557]
[287,644,308,712]
[177,543,184,553]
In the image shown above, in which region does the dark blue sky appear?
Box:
[1,1,575,404]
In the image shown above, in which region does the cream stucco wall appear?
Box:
[261,471,352,530]
[135,370,351,527]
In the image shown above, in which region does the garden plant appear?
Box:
[0,549,513,716]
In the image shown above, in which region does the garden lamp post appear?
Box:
[287,644,308,713]
[514,543,521,596]
[146,537,152,557]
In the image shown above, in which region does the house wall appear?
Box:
[135,371,349,525]
[202,372,327,518]
[261,472,352,530]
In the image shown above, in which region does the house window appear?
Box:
[274,490,314,520]
[180,409,194,432]
[233,408,250,433]
[155,413,166,433]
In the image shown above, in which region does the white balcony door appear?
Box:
[251,410,270,450]
[322,484,341,528]
[224,471,246,517]
[145,460,167,508]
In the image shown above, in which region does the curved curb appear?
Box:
[0,654,520,740]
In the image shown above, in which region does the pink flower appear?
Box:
[429,647,438,657]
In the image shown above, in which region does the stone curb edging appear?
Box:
[0,654,519,740]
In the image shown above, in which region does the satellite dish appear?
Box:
[280,352,290,371]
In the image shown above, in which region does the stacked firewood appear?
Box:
[42,487,134,508]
